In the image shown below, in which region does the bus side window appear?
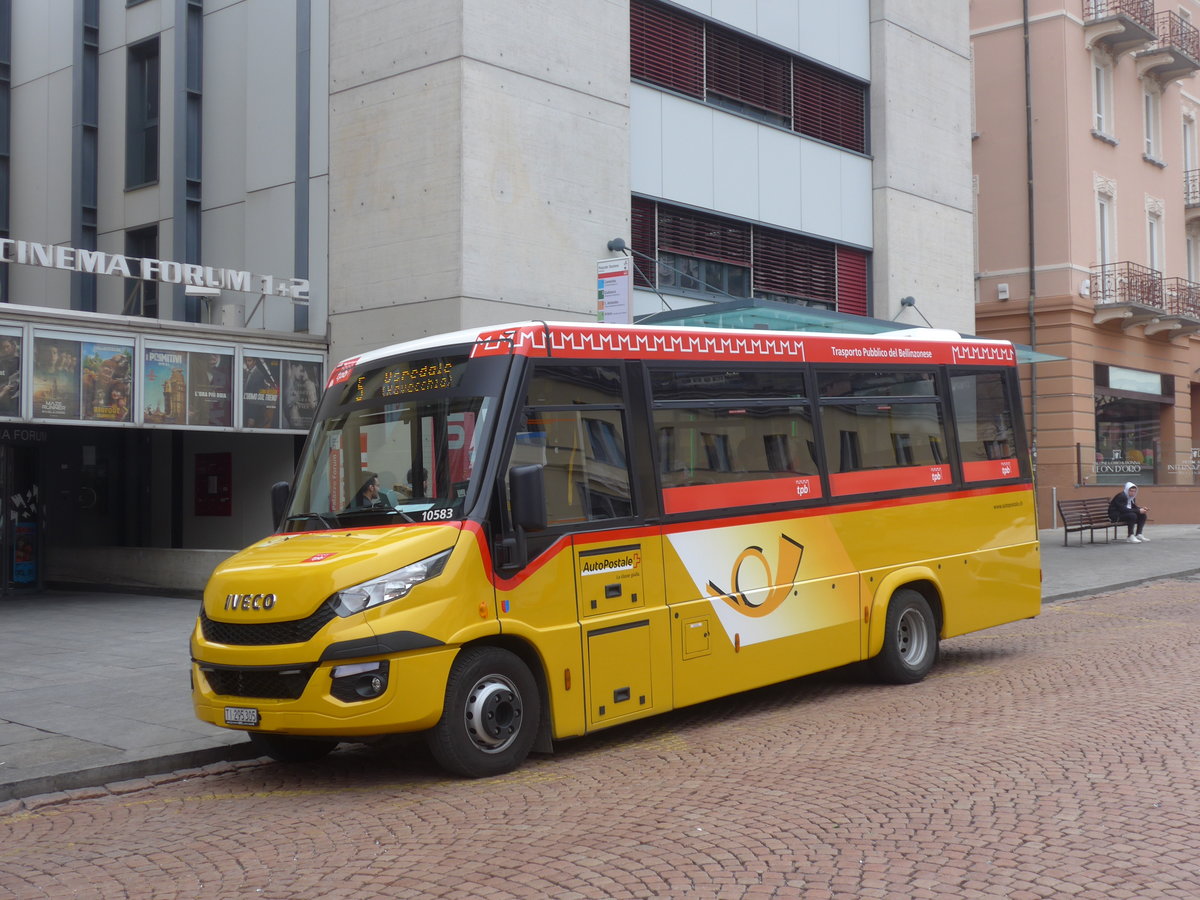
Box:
[818,369,950,494]
[507,363,634,526]
[531,409,632,523]
[950,370,1022,480]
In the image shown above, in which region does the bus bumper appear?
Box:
[191,645,458,738]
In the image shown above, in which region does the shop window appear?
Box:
[1094,396,1161,485]
[1093,364,1171,485]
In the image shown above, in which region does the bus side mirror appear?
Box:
[509,464,547,533]
[270,481,291,530]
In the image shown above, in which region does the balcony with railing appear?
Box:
[1185,169,1200,224]
[1083,0,1156,56]
[1092,262,1200,337]
[1135,10,1200,82]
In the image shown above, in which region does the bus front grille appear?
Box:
[199,604,337,646]
[199,664,316,700]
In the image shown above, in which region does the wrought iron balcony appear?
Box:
[1157,278,1200,336]
[1161,278,1200,319]
[1185,170,1200,224]
[1083,0,1156,56]
[1092,263,1200,337]
[1136,10,1200,82]
[1092,261,1161,307]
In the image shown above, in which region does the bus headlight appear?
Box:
[331,549,452,617]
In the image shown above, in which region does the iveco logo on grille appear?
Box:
[224,593,277,611]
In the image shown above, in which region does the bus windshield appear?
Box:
[282,349,510,531]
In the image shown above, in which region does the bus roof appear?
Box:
[327,321,1018,389]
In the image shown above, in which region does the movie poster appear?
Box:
[0,332,22,418]
[144,347,188,425]
[242,355,281,429]
[188,352,233,427]
[282,359,322,430]
[82,342,133,422]
[32,337,81,419]
[13,521,35,584]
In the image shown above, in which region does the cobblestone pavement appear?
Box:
[2,579,1199,900]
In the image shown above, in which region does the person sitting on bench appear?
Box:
[1108,482,1149,544]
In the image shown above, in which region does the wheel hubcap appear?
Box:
[896,607,929,666]
[463,674,523,753]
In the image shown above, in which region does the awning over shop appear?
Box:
[636,299,1063,364]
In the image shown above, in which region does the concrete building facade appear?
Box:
[972,0,1200,524]
[0,0,974,592]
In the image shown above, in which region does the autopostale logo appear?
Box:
[705,534,804,619]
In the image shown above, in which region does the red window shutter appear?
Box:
[836,246,869,316]
[658,207,751,266]
[793,60,867,153]
[752,229,837,303]
[631,0,704,99]
[705,25,790,119]
[631,197,656,288]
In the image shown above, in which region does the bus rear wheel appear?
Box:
[871,589,938,684]
[248,732,338,763]
[426,646,540,778]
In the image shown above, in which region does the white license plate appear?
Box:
[224,706,260,727]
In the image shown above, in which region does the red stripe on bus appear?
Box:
[962,458,1020,482]
[829,465,952,496]
[663,476,822,514]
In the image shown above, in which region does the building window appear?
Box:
[1188,230,1199,282]
[793,58,867,153]
[1147,210,1163,271]
[1184,114,1197,171]
[631,198,866,312]
[124,225,158,317]
[706,23,791,126]
[1097,193,1114,266]
[657,252,751,298]
[1143,85,1162,160]
[629,0,867,154]
[126,37,160,188]
[1093,55,1114,139]
[630,0,703,97]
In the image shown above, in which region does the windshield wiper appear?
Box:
[285,511,338,530]
[337,506,418,523]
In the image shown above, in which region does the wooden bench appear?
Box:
[1057,497,1119,546]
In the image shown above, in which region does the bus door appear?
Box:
[500,361,671,736]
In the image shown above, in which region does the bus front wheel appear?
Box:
[871,589,938,684]
[426,646,541,778]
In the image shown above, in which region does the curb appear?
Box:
[1043,566,1200,605]
[0,741,261,804]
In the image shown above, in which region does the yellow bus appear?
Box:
[191,321,1040,777]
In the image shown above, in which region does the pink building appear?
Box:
[972,0,1200,524]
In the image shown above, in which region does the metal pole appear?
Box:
[1023,0,1039,486]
